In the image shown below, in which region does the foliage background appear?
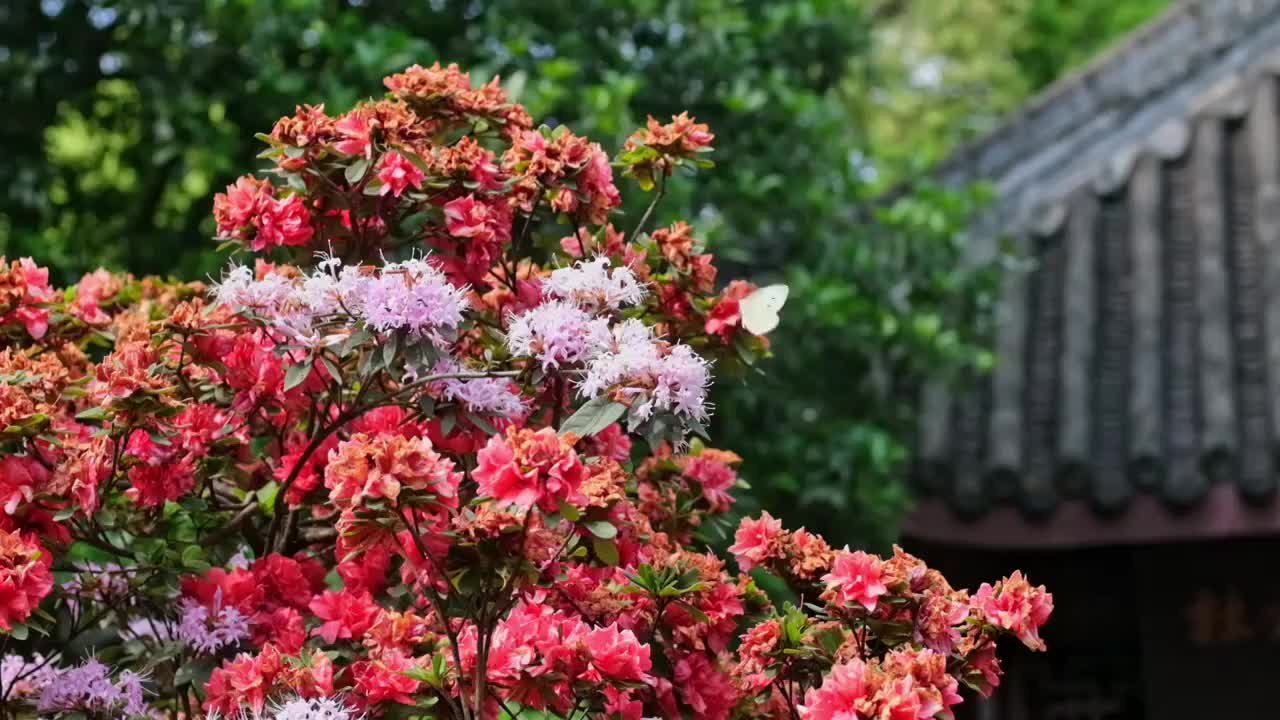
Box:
[0,0,1168,547]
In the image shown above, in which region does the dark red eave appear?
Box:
[902,484,1280,550]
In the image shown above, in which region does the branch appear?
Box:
[628,171,667,244]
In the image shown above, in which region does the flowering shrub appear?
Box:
[0,62,1050,719]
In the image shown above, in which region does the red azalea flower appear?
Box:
[308,589,382,644]
[350,651,421,706]
[253,194,314,250]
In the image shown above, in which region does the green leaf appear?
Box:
[467,413,498,435]
[593,536,619,566]
[345,157,371,184]
[257,482,279,515]
[181,545,209,571]
[74,407,108,422]
[382,333,400,368]
[175,657,216,688]
[8,624,27,640]
[284,362,311,391]
[341,328,373,356]
[559,396,627,438]
[557,499,582,522]
[320,356,343,384]
[584,520,617,540]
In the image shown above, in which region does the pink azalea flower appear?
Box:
[377,151,425,197]
[333,110,373,158]
[672,653,737,720]
[799,659,868,720]
[972,571,1054,651]
[0,529,52,631]
[585,624,653,683]
[474,427,586,512]
[474,434,538,508]
[443,193,510,243]
[682,453,738,513]
[727,511,786,572]
[213,175,272,238]
[823,549,888,612]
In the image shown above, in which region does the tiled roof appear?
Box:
[915,0,1280,520]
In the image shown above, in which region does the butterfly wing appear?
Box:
[740,284,789,335]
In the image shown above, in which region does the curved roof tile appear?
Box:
[916,1,1280,522]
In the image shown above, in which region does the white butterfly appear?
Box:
[739,283,789,335]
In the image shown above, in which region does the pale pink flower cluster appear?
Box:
[214,265,297,316]
[506,260,710,423]
[63,562,136,613]
[0,653,57,701]
[505,300,611,370]
[423,360,527,419]
[543,257,646,310]
[36,658,149,717]
[214,257,469,345]
[357,258,469,337]
[177,596,251,654]
[271,696,360,720]
[578,319,711,422]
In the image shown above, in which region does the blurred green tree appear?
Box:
[1,0,870,281]
[847,0,1172,185]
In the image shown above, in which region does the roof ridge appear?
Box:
[936,0,1280,187]
[998,0,1198,125]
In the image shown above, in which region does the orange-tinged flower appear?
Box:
[474,426,586,512]
[0,528,52,630]
[728,511,787,573]
[972,571,1053,651]
[325,433,461,510]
